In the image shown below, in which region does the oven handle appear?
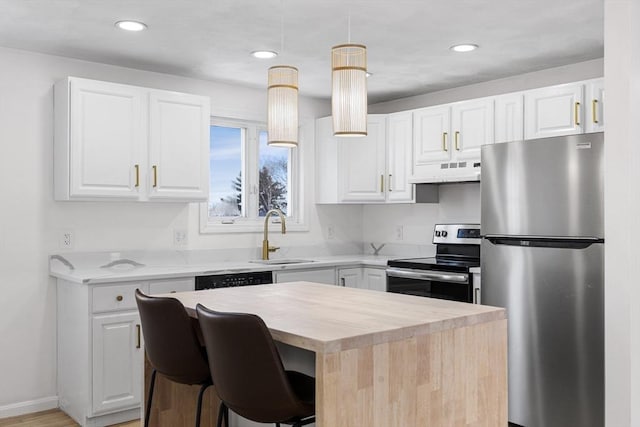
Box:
[385,268,469,284]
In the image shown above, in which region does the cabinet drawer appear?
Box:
[148,278,194,295]
[92,283,143,313]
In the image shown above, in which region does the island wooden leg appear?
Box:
[315,319,508,427]
[143,357,222,426]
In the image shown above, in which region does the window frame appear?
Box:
[200,117,307,234]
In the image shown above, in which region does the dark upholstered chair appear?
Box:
[196,304,315,427]
[135,290,213,427]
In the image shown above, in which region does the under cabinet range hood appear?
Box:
[409,160,481,184]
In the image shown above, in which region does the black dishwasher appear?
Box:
[195,270,273,290]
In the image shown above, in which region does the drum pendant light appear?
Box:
[267,65,299,147]
[267,2,299,147]
[331,16,367,137]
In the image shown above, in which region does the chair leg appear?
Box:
[224,404,229,427]
[216,402,226,427]
[144,369,157,427]
[195,382,211,427]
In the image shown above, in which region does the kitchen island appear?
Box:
[154,282,507,426]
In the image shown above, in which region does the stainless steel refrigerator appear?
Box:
[481,132,604,427]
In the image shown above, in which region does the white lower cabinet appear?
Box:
[273,268,337,285]
[92,312,143,414]
[57,277,194,427]
[337,267,387,291]
[362,267,387,292]
[337,268,362,288]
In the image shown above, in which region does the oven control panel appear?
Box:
[433,224,481,245]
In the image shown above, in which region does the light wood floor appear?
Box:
[0,410,139,427]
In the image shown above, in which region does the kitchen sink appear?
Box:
[249,259,316,265]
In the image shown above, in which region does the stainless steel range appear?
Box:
[386,224,480,303]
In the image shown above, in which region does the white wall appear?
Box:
[363,184,480,253]
[603,1,640,425]
[0,46,365,414]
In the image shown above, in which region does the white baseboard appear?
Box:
[0,396,59,420]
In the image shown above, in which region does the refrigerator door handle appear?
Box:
[484,235,604,249]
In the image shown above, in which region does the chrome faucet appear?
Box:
[262,209,286,260]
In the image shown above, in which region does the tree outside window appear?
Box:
[207,121,292,223]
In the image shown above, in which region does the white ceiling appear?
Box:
[0,0,603,103]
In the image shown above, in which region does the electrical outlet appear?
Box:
[327,225,335,240]
[173,229,188,246]
[395,225,404,241]
[59,230,74,249]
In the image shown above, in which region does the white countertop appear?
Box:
[50,253,394,284]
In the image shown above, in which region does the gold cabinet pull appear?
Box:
[136,324,141,349]
[152,165,158,188]
[455,131,460,151]
[592,99,598,124]
[442,132,448,152]
[574,102,580,126]
[380,174,384,192]
[134,164,140,188]
[388,174,393,192]
[116,295,123,302]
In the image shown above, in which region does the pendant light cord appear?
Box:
[280,0,285,55]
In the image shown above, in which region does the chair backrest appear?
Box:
[135,289,210,385]
[196,304,307,423]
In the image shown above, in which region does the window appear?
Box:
[201,118,304,232]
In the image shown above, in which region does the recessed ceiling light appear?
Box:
[251,50,278,59]
[450,44,479,53]
[115,20,147,32]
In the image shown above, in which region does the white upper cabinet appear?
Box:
[315,116,339,204]
[57,78,145,199]
[524,83,584,139]
[451,98,494,160]
[316,114,414,204]
[54,77,210,202]
[338,115,387,202]
[413,105,451,166]
[411,99,492,182]
[495,93,524,143]
[148,90,210,200]
[386,112,414,203]
[585,78,604,133]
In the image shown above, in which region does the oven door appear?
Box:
[385,267,472,302]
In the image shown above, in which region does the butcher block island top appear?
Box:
[168,281,505,353]
[155,282,508,426]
